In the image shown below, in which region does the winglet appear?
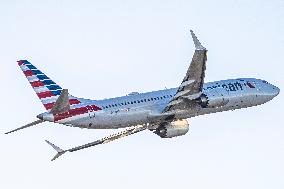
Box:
[190,30,206,50]
[45,140,66,161]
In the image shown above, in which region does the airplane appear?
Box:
[5,30,280,161]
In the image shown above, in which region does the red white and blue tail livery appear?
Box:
[18,60,81,110]
[6,31,280,161]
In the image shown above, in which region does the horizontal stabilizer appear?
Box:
[45,140,66,161]
[5,120,44,135]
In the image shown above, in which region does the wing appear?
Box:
[163,30,207,113]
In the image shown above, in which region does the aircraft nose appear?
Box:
[270,84,280,98]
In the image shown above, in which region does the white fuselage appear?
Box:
[53,78,279,129]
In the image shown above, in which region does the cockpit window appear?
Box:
[262,80,269,84]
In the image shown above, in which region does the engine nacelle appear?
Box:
[154,119,189,138]
[197,87,229,108]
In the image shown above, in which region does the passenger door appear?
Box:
[86,105,96,119]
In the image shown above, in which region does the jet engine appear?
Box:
[154,119,189,138]
[197,87,229,108]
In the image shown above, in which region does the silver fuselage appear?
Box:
[53,78,279,129]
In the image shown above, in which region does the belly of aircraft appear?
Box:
[89,108,152,129]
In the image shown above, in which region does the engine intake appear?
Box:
[154,119,189,138]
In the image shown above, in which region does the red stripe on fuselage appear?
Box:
[37,91,54,99]
[54,106,88,121]
[54,105,101,121]
[69,99,81,105]
[90,105,101,111]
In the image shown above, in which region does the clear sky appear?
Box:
[1,0,283,189]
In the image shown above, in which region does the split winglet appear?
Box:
[45,140,66,161]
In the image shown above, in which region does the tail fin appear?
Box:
[18,60,81,111]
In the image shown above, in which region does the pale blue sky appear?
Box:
[1,1,283,189]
